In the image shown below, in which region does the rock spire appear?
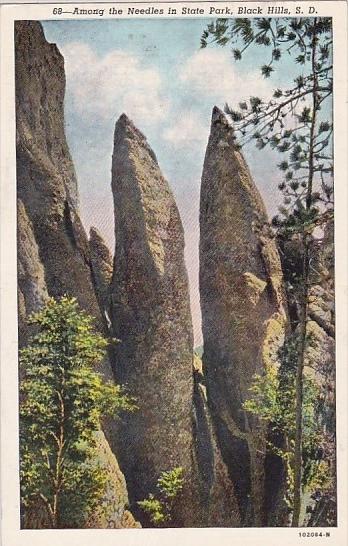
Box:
[199,106,287,525]
[110,113,199,526]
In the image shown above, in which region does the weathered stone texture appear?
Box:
[22,429,140,530]
[199,107,287,525]
[16,21,97,317]
[309,221,335,338]
[278,219,334,339]
[17,198,48,341]
[86,431,141,529]
[15,21,116,384]
[110,114,199,526]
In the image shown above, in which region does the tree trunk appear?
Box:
[52,380,66,528]
[292,18,319,527]
[292,241,310,526]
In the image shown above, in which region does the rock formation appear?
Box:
[199,107,288,525]
[21,428,140,529]
[16,21,99,322]
[86,431,141,529]
[15,21,138,529]
[110,113,200,526]
[16,22,241,529]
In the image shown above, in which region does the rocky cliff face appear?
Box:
[86,431,141,529]
[16,21,241,529]
[109,113,201,526]
[16,21,98,321]
[199,107,287,525]
[16,21,138,529]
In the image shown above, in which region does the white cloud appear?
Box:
[179,48,273,104]
[163,49,274,150]
[163,112,209,148]
[60,42,170,126]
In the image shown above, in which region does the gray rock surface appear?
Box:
[16,21,99,319]
[110,113,200,526]
[17,198,48,343]
[87,431,141,529]
[309,220,335,338]
[199,107,287,525]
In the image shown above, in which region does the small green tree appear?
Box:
[20,296,136,528]
[137,467,185,527]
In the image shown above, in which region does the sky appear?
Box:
[42,18,303,346]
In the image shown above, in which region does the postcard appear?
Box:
[0,1,347,545]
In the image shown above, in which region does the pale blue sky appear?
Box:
[41,19,307,344]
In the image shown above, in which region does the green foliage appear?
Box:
[54,457,107,528]
[243,333,332,508]
[261,64,274,78]
[20,296,136,528]
[138,495,167,526]
[157,467,185,499]
[137,467,184,527]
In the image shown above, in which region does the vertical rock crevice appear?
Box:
[192,355,241,526]
[16,20,297,528]
[89,226,113,320]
